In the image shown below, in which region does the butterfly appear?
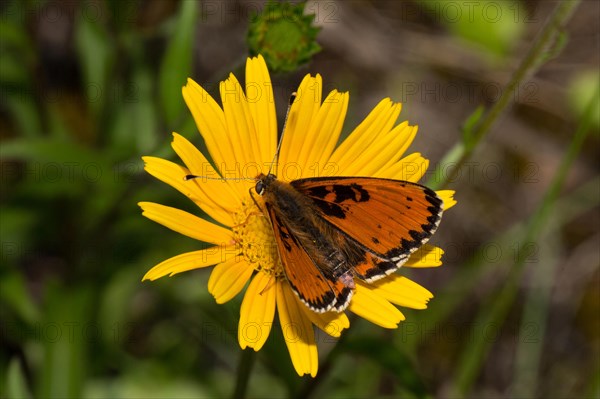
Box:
[253,172,444,313]
[185,93,444,314]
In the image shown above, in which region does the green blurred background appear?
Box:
[1,1,598,398]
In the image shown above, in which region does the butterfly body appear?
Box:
[255,173,444,313]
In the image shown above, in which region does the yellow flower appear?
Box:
[140,55,456,377]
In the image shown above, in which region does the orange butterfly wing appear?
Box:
[265,203,352,312]
[291,177,444,282]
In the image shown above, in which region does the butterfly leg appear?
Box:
[228,188,268,230]
[230,214,264,229]
[258,274,277,296]
[248,186,268,215]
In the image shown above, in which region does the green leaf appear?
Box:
[568,70,600,130]
[0,137,111,165]
[159,0,197,125]
[417,0,525,56]
[6,358,32,399]
[0,206,37,256]
[0,138,128,231]
[0,18,33,52]
[0,19,36,77]
[39,284,93,399]
[1,92,42,137]
[0,18,40,137]
[0,48,28,83]
[108,63,158,155]
[74,7,114,117]
[134,66,159,153]
[0,272,40,324]
[97,269,140,346]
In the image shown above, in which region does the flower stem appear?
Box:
[231,349,255,399]
[428,0,582,190]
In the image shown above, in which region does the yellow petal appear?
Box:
[171,133,245,204]
[329,98,401,175]
[208,258,253,304]
[436,190,457,210]
[302,307,350,338]
[349,282,405,329]
[302,90,349,176]
[238,272,276,351]
[142,156,234,227]
[277,281,318,377]
[377,153,429,182]
[372,124,419,177]
[181,79,235,173]
[142,246,237,281]
[370,275,433,310]
[279,74,322,180]
[220,73,261,170]
[246,55,277,166]
[139,202,234,245]
[405,244,444,268]
[348,121,408,177]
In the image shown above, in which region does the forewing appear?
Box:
[291,177,443,281]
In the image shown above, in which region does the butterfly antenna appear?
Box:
[183,175,254,182]
[267,92,296,176]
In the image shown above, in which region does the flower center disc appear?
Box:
[232,198,283,278]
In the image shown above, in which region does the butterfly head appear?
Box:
[255,173,277,196]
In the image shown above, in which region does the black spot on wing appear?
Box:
[427,206,439,214]
[372,237,380,244]
[364,259,396,280]
[421,223,434,234]
[425,191,442,208]
[331,183,370,203]
[301,288,336,311]
[304,184,368,218]
[384,238,419,260]
[332,286,353,311]
[377,260,396,273]
[313,290,337,311]
[402,238,421,251]
[306,185,330,199]
[409,229,428,242]
[311,199,346,219]
[383,221,440,261]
